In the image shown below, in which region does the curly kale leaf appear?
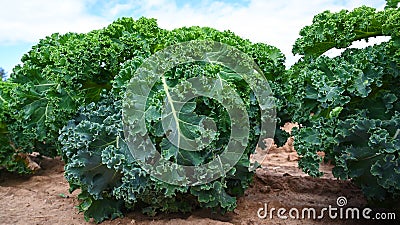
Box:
[293,6,400,57]
[288,5,400,204]
[332,113,400,201]
[0,81,31,173]
[385,0,400,9]
[77,190,124,223]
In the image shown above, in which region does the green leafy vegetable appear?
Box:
[0,17,165,171]
[58,20,284,223]
[287,4,400,205]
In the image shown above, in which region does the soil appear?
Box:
[0,134,395,224]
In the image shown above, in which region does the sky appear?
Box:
[0,0,387,75]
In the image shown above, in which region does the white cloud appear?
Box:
[109,3,134,17]
[0,0,109,44]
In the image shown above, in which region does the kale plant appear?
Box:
[286,4,400,205]
[59,21,284,222]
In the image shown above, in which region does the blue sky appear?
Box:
[0,0,386,75]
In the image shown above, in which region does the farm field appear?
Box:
[1,2,399,224]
